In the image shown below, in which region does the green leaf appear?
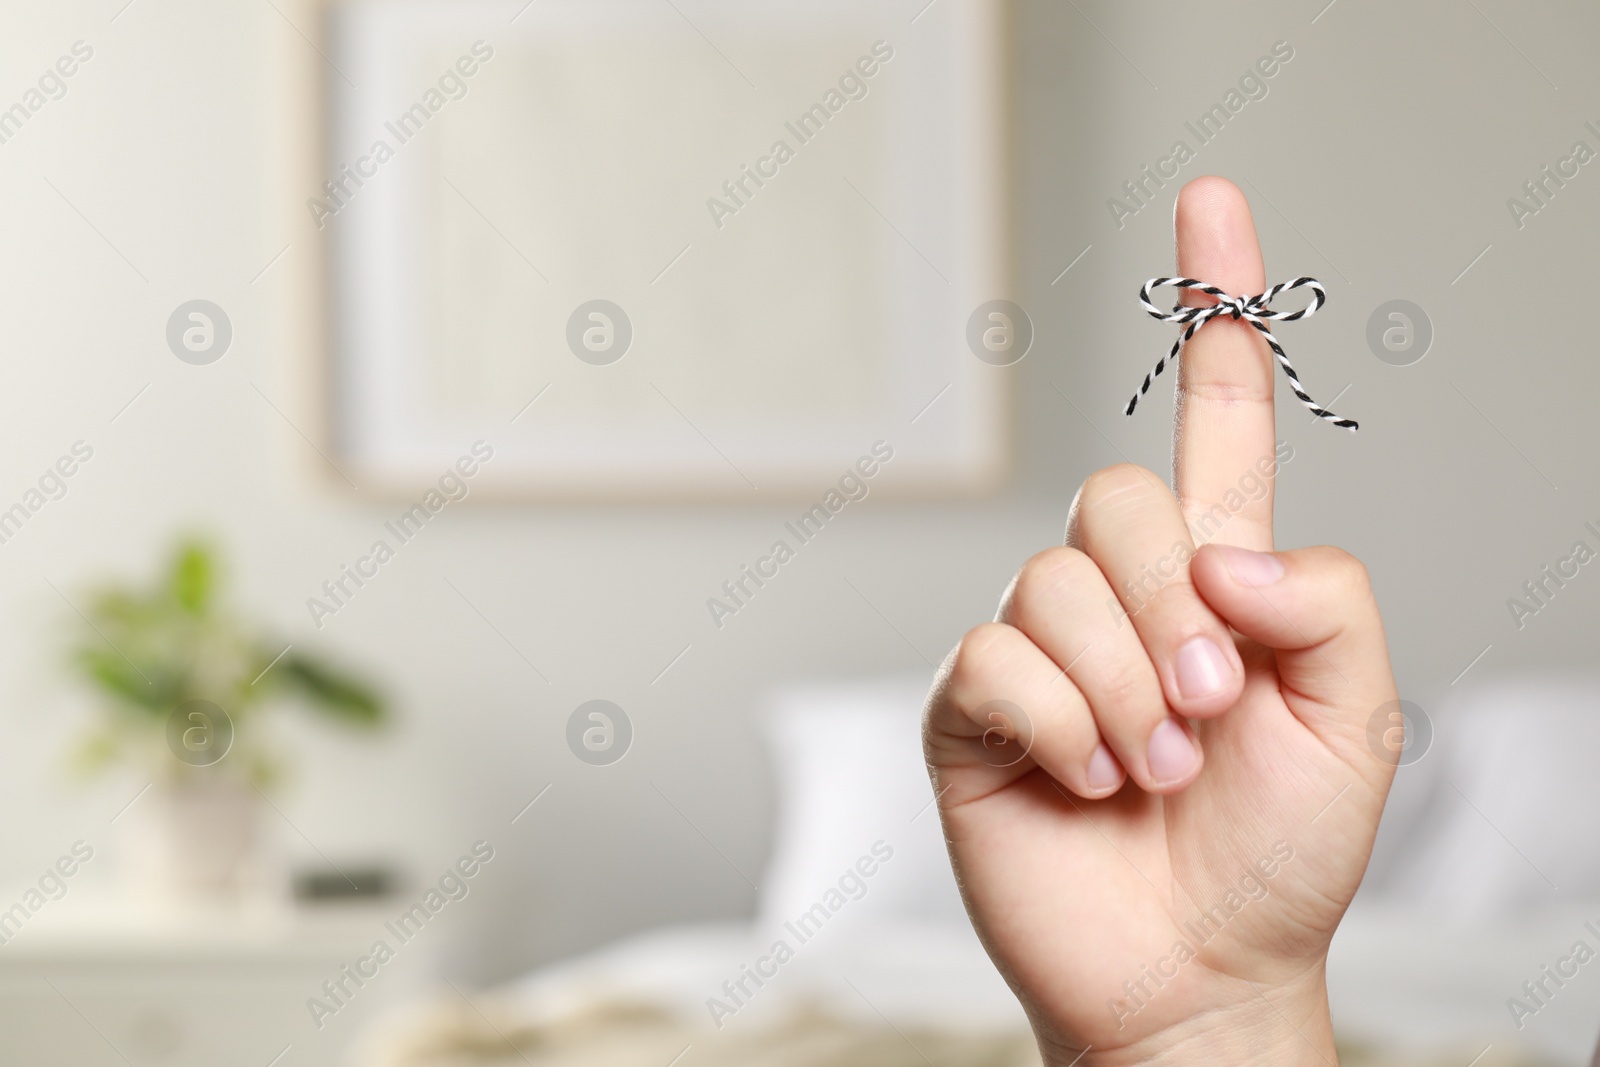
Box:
[170,542,215,615]
[74,648,165,712]
[276,654,385,727]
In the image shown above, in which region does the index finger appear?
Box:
[1172,176,1277,551]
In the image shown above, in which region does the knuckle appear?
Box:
[1175,362,1274,406]
[1012,546,1097,618]
[1078,463,1161,511]
[1133,572,1202,615]
[1313,545,1372,598]
[1070,465,1170,551]
[946,622,1020,695]
[1090,660,1153,717]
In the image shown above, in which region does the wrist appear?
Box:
[1040,962,1336,1067]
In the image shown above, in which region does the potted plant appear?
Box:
[68,539,386,906]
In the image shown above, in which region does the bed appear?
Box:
[350,674,1599,1067]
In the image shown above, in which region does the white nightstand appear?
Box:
[0,893,434,1066]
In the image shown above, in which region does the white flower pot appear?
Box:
[119,777,283,907]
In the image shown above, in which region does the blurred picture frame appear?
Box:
[279,0,1012,500]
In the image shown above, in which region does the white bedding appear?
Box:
[350,919,1039,1067]
[353,672,1600,1066]
[495,919,1028,1034]
[352,908,1585,1067]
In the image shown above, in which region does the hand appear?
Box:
[923,176,1398,1066]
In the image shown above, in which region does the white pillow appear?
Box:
[1378,672,1600,916]
[756,674,970,945]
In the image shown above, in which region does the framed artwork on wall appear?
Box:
[280,0,1012,499]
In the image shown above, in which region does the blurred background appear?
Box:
[0,0,1598,1064]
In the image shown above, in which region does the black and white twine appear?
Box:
[1125,276,1356,431]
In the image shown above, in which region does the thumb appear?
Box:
[1190,543,1396,752]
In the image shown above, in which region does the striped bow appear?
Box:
[1125,276,1355,432]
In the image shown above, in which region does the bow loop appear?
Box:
[1125,276,1355,431]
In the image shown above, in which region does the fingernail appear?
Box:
[1086,743,1122,792]
[1175,636,1231,699]
[1147,719,1198,784]
[1217,544,1285,587]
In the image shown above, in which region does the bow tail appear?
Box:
[1124,317,1204,416]
[1248,319,1359,432]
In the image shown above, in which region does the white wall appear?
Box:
[0,0,1597,989]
